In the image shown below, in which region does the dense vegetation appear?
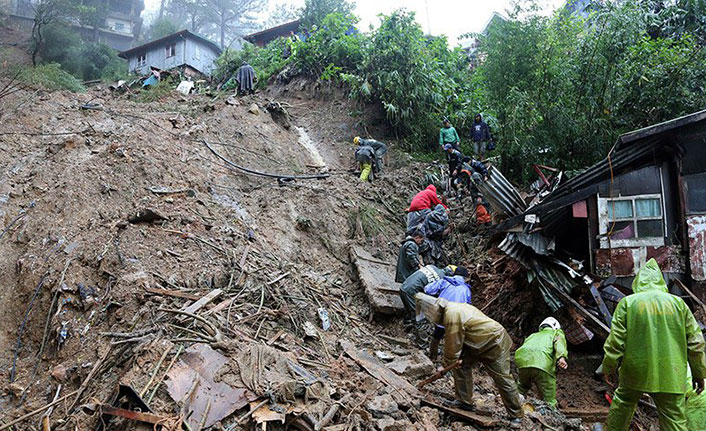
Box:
[217,0,706,181]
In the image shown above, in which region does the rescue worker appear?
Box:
[515,317,568,408]
[406,185,447,231]
[601,258,706,431]
[444,144,463,177]
[686,367,706,431]
[399,264,455,324]
[421,203,451,266]
[424,266,473,360]
[354,137,387,174]
[475,196,492,226]
[354,144,376,182]
[439,118,461,151]
[470,113,491,159]
[395,229,425,283]
[452,156,488,196]
[415,293,524,428]
[234,61,256,95]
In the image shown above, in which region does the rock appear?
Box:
[248,103,260,115]
[128,208,167,224]
[376,418,410,431]
[387,351,434,378]
[226,95,240,106]
[51,364,68,382]
[366,394,399,418]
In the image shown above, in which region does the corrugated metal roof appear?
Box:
[478,165,527,217]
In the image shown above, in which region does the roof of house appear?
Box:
[243,20,301,44]
[617,108,706,149]
[119,29,221,58]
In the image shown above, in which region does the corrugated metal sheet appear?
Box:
[478,165,527,217]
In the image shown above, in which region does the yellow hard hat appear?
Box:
[353,136,361,145]
[446,265,457,273]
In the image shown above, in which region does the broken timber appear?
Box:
[349,245,404,315]
[420,397,498,427]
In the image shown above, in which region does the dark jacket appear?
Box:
[470,116,491,142]
[235,63,255,92]
[395,237,421,283]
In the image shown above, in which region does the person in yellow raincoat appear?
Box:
[601,258,706,431]
[514,317,568,407]
[415,293,524,428]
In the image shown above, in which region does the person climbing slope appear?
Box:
[234,61,256,95]
[406,185,448,231]
[354,137,387,175]
[354,144,376,182]
[395,229,425,283]
[439,118,461,151]
[601,258,706,431]
[515,317,568,408]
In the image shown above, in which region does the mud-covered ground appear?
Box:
[0,73,640,431]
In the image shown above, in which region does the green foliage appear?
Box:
[476,0,706,182]
[215,39,289,88]
[18,63,85,92]
[35,23,126,81]
[301,0,353,27]
[149,17,180,41]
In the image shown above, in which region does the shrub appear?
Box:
[18,63,85,92]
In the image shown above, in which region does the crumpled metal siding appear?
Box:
[479,165,527,217]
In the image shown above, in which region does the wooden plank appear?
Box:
[420,397,498,427]
[339,339,420,398]
[203,298,233,316]
[590,285,612,327]
[674,279,706,315]
[539,278,610,340]
[144,287,201,301]
[181,289,222,315]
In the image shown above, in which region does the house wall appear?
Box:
[128,36,220,76]
[591,163,685,285]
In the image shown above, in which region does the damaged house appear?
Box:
[480,109,706,341]
[497,108,706,293]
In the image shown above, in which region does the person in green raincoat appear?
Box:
[415,293,524,428]
[686,367,706,430]
[515,317,568,407]
[601,258,706,431]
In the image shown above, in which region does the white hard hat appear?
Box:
[539,317,561,331]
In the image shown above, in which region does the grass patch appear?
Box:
[17,63,85,92]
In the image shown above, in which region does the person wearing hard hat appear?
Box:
[354,144,376,182]
[354,136,387,175]
[514,317,568,408]
[601,258,706,431]
[415,293,524,428]
[399,264,456,324]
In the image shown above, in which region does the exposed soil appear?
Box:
[0,75,621,431]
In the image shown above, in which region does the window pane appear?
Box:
[637,220,663,238]
[607,200,633,219]
[636,198,661,218]
[609,221,634,239]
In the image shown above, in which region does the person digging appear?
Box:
[514,317,568,408]
[415,293,524,428]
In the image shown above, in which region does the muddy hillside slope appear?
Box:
[0,83,597,431]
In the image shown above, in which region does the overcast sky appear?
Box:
[143,0,565,46]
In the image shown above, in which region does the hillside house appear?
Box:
[8,0,144,51]
[119,30,221,77]
[243,20,301,47]
[496,109,706,297]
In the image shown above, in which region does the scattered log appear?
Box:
[420,397,498,427]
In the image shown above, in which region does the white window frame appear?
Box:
[194,45,201,60]
[137,53,146,67]
[597,193,665,248]
[166,43,176,58]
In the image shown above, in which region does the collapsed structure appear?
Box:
[481,109,706,343]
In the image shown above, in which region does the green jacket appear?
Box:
[602,258,706,394]
[439,126,460,146]
[515,327,568,377]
